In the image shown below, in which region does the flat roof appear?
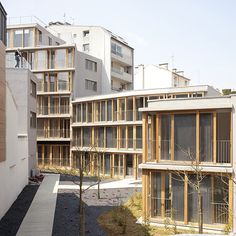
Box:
[72,85,217,103]
[139,96,232,112]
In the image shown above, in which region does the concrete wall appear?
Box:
[0,41,6,162]
[134,65,172,90]
[6,68,37,176]
[0,84,28,219]
[73,51,102,99]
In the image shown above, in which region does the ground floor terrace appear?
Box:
[37,143,142,179]
[142,169,233,232]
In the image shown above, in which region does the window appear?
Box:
[38,30,42,44]
[83,43,89,52]
[85,59,97,72]
[111,42,122,57]
[48,37,52,46]
[30,112,36,128]
[30,80,36,98]
[23,29,33,47]
[85,79,97,92]
[83,30,89,37]
[13,29,23,47]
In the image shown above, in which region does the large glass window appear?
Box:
[174,114,196,161]
[58,72,69,91]
[56,49,66,68]
[106,127,117,148]
[37,50,47,70]
[161,115,171,160]
[23,29,33,47]
[13,29,23,47]
[107,100,112,121]
[200,113,213,162]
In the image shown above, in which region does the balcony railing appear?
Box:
[6,53,31,69]
[37,105,70,115]
[37,82,69,92]
[212,202,228,224]
[38,158,70,167]
[37,129,70,138]
[7,16,47,26]
[72,138,142,150]
[217,140,230,163]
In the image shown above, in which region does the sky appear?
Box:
[2,0,236,90]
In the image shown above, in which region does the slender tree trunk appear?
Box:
[198,190,203,234]
[79,156,85,236]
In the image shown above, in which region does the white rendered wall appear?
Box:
[0,85,28,220]
[134,65,172,90]
[6,69,37,177]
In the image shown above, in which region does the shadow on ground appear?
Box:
[0,185,39,236]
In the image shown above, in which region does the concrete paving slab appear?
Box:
[17,174,59,236]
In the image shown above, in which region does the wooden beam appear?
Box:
[228,176,233,225]
[142,113,148,163]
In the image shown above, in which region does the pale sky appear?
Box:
[2,0,236,90]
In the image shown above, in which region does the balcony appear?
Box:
[37,129,70,139]
[37,81,70,93]
[6,53,31,69]
[37,105,70,116]
[111,50,132,66]
[111,67,132,83]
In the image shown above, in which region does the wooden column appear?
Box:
[213,112,217,163]
[184,174,188,224]
[142,113,148,163]
[133,154,137,180]
[142,170,147,220]
[133,96,136,121]
[196,112,200,164]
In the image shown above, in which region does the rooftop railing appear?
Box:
[7,16,47,27]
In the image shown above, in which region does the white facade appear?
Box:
[47,24,134,94]
[6,68,37,176]
[134,64,190,90]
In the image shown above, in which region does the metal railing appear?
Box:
[7,16,47,26]
[37,129,70,138]
[212,202,228,224]
[6,53,31,69]
[217,140,230,163]
[37,105,70,115]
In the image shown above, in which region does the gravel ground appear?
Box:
[52,175,141,236]
[0,184,39,236]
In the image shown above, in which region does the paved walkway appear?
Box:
[57,178,142,190]
[17,174,59,236]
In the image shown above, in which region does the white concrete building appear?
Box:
[0,5,38,219]
[47,23,134,94]
[134,64,190,90]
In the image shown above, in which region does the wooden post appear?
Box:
[133,154,137,180]
[142,113,148,163]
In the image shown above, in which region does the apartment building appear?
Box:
[0,5,37,219]
[140,95,236,232]
[68,86,221,180]
[47,23,134,93]
[134,64,190,90]
[6,20,102,167]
